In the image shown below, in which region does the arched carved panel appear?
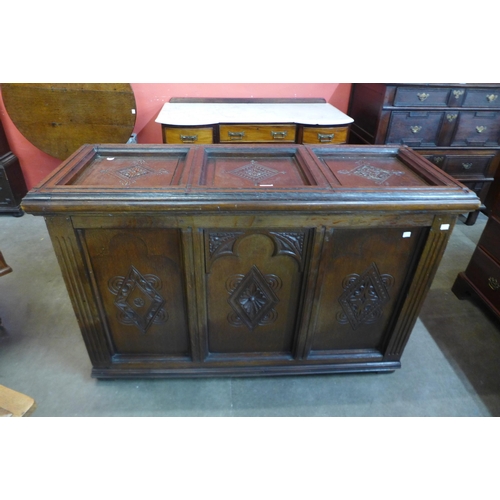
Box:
[204,230,310,354]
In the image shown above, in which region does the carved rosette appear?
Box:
[337,263,394,330]
[226,265,282,330]
[108,266,168,334]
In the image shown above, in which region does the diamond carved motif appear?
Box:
[337,263,394,330]
[339,161,405,185]
[227,160,282,184]
[116,165,154,180]
[100,159,169,186]
[108,266,167,334]
[226,266,280,330]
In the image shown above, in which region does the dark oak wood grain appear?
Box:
[23,143,480,378]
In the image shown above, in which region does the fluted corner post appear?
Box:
[45,216,113,369]
[383,215,457,362]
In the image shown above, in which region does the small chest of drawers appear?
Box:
[348,84,500,225]
[156,98,353,146]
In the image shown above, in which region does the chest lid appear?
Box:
[21,143,480,214]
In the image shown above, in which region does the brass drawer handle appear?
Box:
[462,162,473,170]
[453,90,464,99]
[488,277,500,290]
[318,133,334,143]
[410,126,422,134]
[447,113,458,122]
[417,92,429,101]
[486,94,498,103]
[476,126,487,133]
[180,134,198,143]
[228,131,245,140]
[271,130,288,140]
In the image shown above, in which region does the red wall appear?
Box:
[0,83,351,190]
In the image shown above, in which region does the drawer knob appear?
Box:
[318,133,334,143]
[228,131,245,140]
[462,162,473,170]
[486,94,498,103]
[410,125,422,134]
[488,277,500,291]
[417,92,429,101]
[476,126,487,133]
[271,130,288,140]
[180,134,198,143]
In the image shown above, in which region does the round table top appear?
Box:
[1,83,137,160]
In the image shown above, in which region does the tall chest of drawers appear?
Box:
[452,168,500,322]
[348,83,500,225]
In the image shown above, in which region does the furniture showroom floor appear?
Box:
[1,212,500,417]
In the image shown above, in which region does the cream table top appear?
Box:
[155,102,353,126]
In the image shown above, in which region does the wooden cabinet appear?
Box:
[348,84,500,225]
[22,143,480,379]
[156,98,353,146]
[0,119,27,216]
[453,168,500,321]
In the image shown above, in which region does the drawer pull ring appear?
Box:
[410,126,422,134]
[486,94,498,102]
[476,126,487,133]
[180,134,198,143]
[271,131,288,140]
[417,93,429,101]
[318,133,334,143]
[228,131,245,140]
[488,277,500,291]
[462,162,473,170]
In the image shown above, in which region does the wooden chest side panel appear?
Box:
[309,226,427,353]
[80,229,190,357]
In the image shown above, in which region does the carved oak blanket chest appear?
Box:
[22,144,480,378]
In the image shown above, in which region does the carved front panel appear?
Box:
[310,227,426,352]
[205,230,309,354]
[80,229,190,356]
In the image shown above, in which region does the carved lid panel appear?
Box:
[195,146,327,189]
[59,150,190,187]
[313,151,429,188]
